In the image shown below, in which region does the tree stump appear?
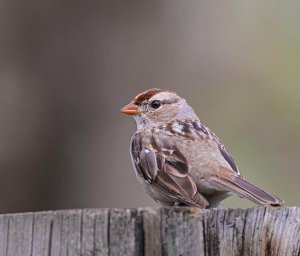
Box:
[0,207,299,256]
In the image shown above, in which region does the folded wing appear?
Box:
[131,135,208,208]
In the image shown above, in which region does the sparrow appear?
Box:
[121,88,284,208]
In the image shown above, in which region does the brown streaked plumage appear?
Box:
[121,88,284,208]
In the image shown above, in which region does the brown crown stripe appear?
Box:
[133,88,173,104]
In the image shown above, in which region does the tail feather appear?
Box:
[212,176,284,207]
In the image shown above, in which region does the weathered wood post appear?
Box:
[0,207,299,256]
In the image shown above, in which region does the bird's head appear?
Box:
[121,88,196,129]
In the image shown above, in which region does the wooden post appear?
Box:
[0,207,299,256]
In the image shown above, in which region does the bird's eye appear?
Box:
[150,100,161,109]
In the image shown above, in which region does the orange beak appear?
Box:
[120,102,142,116]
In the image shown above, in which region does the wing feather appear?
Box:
[131,133,208,207]
[218,144,243,178]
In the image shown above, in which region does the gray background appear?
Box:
[0,1,299,213]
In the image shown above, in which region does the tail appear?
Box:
[212,176,284,207]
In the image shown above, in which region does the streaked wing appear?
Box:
[131,134,208,207]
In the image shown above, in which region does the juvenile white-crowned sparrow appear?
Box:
[121,88,283,208]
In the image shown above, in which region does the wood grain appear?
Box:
[0,207,298,256]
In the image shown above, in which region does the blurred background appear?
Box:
[0,1,299,213]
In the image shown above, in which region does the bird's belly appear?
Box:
[196,179,228,195]
[195,178,232,208]
[139,179,177,206]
